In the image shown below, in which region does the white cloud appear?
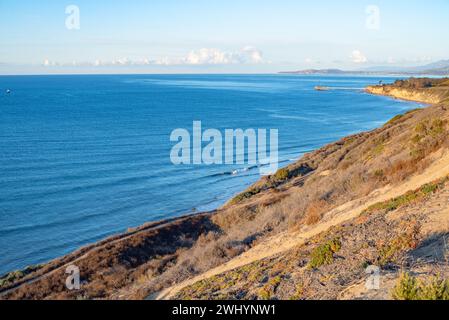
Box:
[43,59,59,67]
[41,46,265,68]
[112,57,131,65]
[155,57,173,66]
[351,50,368,64]
[184,48,236,65]
[182,47,264,65]
[242,46,264,64]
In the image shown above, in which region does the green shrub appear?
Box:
[413,119,447,143]
[386,114,404,126]
[393,78,447,89]
[273,168,289,182]
[0,270,27,288]
[230,187,261,204]
[420,183,438,195]
[365,178,449,215]
[259,287,272,300]
[410,118,448,160]
[367,191,418,213]
[429,119,447,137]
[308,238,342,269]
[420,277,449,300]
[392,273,449,300]
[392,273,420,300]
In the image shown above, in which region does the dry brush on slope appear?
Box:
[2,78,449,300]
[174,176,449,300]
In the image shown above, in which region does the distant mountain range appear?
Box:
[280,60,449,76]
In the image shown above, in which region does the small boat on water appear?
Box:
[314,86,330,91]
[6,89,11,94]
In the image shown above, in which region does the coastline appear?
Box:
[154,79,449,300]
[2,77,449,300]
[365,85,445,104]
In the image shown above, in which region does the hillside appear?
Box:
[366,78,449,104]
[2,77,449,300]
[280,60,449,76]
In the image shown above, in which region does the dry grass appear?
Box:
[5,89,449,300]
[304,200,331,226]
[377,220,421,266]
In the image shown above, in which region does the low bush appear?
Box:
[308,238,342,269]
[0,264,42,289]
[229,187,262,205]
[392,272,420,300]
[364,176,449,216]
[273,168,290,182]
[410,118,448,160]
[392,273,449,300]
[392,78,448,89]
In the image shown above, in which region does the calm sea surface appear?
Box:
[0,74,423,274]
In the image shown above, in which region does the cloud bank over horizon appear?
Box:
[40,47,265,69]
[1,1,448,74]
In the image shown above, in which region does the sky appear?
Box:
[0,0,448,74]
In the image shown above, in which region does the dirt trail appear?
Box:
[153,150,449,300]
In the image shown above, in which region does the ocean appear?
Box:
[0,74,424,275]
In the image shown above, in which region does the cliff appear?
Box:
[2,78,449,301]
[366,78,449,105]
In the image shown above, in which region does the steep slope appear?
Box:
[158,149,449,300]
[156,78,449,300]
[174,175,449,300]
[2,77,449,301]
[366,78,449,104]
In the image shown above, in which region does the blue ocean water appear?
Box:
[0,74,423,275]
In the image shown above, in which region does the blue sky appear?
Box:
[1,0,448,74]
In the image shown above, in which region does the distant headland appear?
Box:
[280,59,449,76]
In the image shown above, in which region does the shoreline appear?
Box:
[2,77,448,300]
[154,79,449,300]
[0,79,408,278]
[365,85,444,105]
[0,81,433,279]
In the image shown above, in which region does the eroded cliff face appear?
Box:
[366,85,445,105]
